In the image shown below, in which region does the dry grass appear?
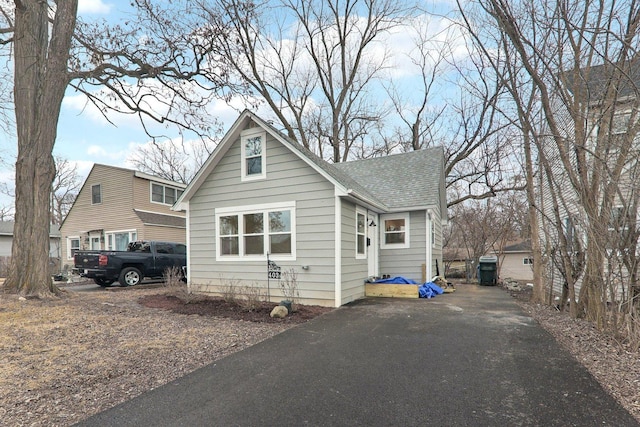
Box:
[0,286,291,426]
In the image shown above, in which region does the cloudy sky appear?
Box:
[0,0,462,208]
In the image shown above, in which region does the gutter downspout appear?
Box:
[335,195,342,307]
[185,203,191,294]
[426,210,433,281]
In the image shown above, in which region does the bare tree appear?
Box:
[0,0,238,296]
[460,0,640,330]
[207,0,411,162]
[126,136,221,184]
[447,194,523,276]
[51,156,81,226]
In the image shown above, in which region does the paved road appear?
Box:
[76,285,638,426]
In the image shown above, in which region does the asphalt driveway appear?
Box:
[76,285,638,426]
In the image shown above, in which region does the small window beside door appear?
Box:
[381,213,410,249]
[356,210,366,259]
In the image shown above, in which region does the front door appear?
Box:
[367,212,379,277]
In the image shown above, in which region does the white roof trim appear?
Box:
[134,171,187,188]
[174,110,356,210]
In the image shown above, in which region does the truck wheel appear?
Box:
[119,267,142,287]
[94,278,115,287]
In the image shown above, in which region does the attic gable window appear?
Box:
[241,129,266,181]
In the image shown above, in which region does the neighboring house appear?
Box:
[494,240,533,282]
[60,164,187,270]
[0,221,61,274]
[539,60,640,299]
[173,110,447,307]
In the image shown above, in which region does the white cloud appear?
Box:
[86,144,127,162]
[78,0,112,15]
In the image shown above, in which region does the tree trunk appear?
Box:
[3,0,78,297]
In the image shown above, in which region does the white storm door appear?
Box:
[367,212,379,277]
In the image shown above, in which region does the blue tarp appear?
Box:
[418,282,444,299]
[372,276,418,284]
[372,276,444,299]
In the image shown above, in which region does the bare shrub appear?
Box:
[239,282,265,312]
[219,276,241,303]
[163,266,186,289]
[280,268,300,311]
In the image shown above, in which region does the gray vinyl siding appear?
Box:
[431,204,444,278]
[188,130,337,306]
[340,200,367,305]
[379,210,427,282]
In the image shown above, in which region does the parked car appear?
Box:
[74,241,186,287]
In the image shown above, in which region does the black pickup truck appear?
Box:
[74,241,187,287]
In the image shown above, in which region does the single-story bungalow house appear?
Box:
[174,110,447,307]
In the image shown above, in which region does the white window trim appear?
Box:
[240,129,267,181]
[380,212,410,249]
[150,182,184,206]
[355,208,367,259]
[215,201,296,261]
[104,229,138,250]
[67,236,80,260]
[91,184,102,205]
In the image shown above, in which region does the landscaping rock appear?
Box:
[270,305,288,318]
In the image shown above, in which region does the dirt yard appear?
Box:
[0,282,638,426]
[0,284,331,426]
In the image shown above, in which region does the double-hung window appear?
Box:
[380,213,410,249]
[91,184,102,204]
[241,129,266,181]
[151,183,184,205]
[216,202,295,260]
[67,237,80,260]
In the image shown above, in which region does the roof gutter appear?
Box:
[345,189,387,212]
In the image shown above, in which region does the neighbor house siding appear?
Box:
[61,165,187,269]
[187,131,337,306]
[60,166,140,267]
[142,224,186,244]
[340,200,368,305]
[499,253,534,281]
[379,210,427,282]
[0,236,11,257]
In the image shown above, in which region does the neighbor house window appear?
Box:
[240,129,266,181]
[216,202,295,260]
[91,184,101,204]
[151,183,184,205]
[381,213,410,249]
[523,258,534,265]
[356,210,366,258]
[67,237,80,260]
[105,230,137,251]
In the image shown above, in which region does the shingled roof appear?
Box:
[176,110,446,215]
[334,148,444,210]
[133,210,186,228]
[0,221,60,237]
